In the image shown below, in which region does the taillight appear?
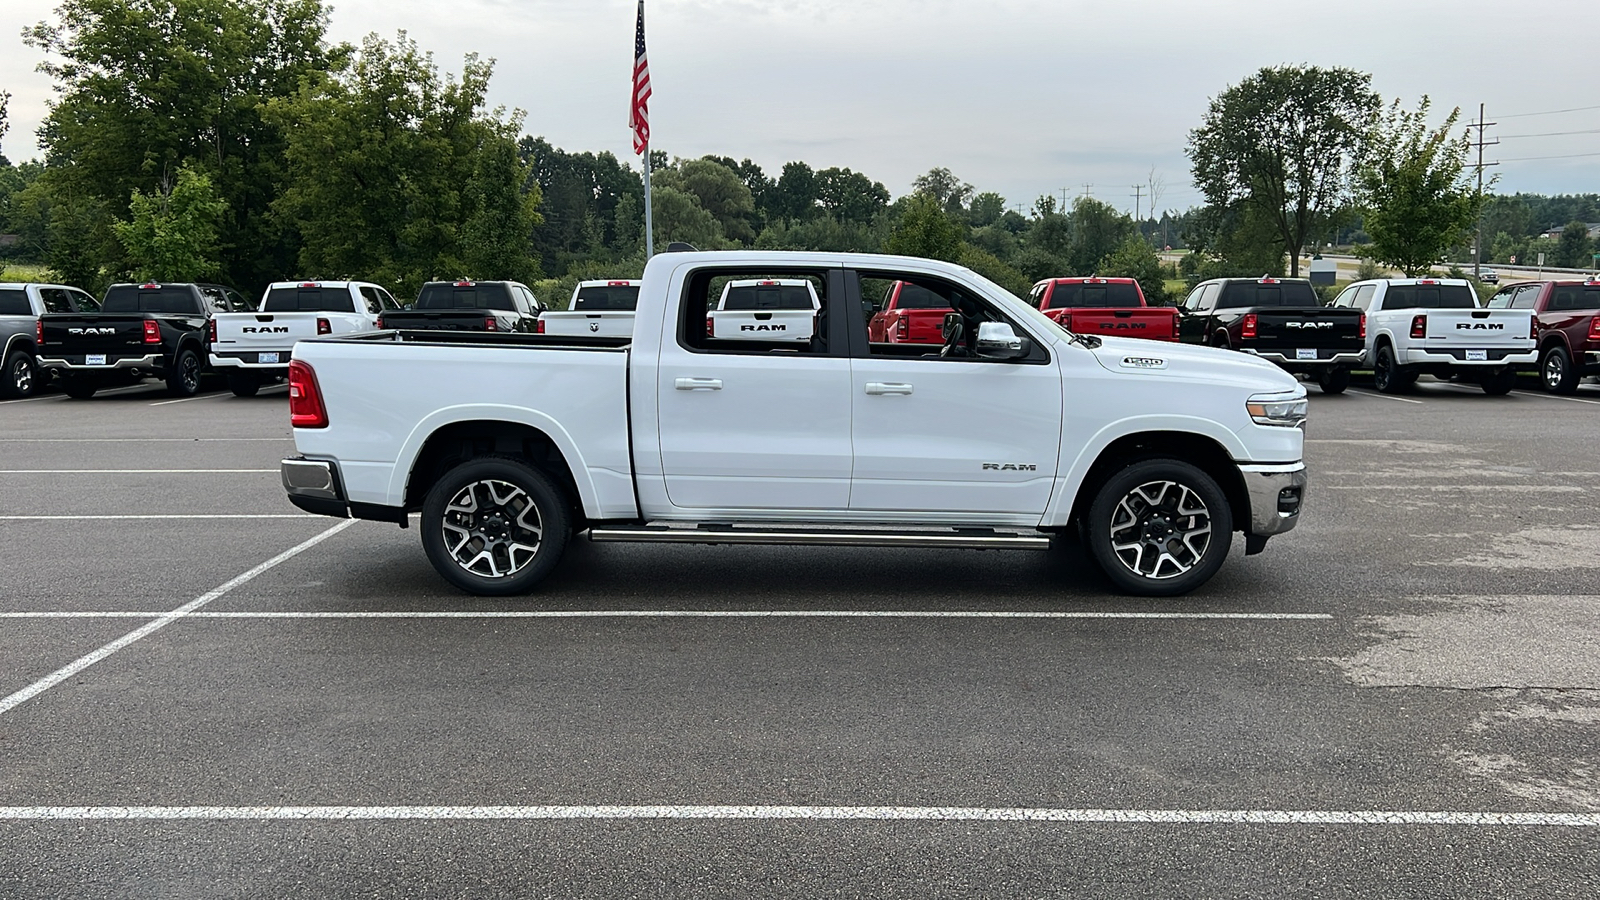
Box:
[1241,313,1257,339]
[484,316,498,331]
[143,320,160,344]
[287,360,328,429]
[207,319,217,342]
[896,315,908,340]
[1588,316,1600,341]
[36,319,43,346]
[375,315,384,329]
[534,318,545,334]
[316,317,331,335]
[1359,313,1366,340]
[706,315,715,337]
[1410,315,1427,339]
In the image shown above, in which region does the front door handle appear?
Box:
[865,382,914,396]
[675,377,723,391]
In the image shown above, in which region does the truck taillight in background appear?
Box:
[896,315,908,341]
[143,320,160,344]
[706,315,714,337]
[317,317,331,335]
[1589,315,1600,341]
[207,319,217,342]
[374,315,384,329]
[1241,313,1257,340]
[1410,315,1427,339]
[36,320,43,346]
[534,318,545,334]
[288,359,328,429]
[1359,313,1366,340]
[484,317,498,332]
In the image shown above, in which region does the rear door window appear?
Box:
[39,289,74,313]
[358,287,384,315]
[0,288,29,315]
[1511,285,1542,310]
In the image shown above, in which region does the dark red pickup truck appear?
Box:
[1487,278,1600,393]
[1027,277,1179,342]
[867,281,954,345]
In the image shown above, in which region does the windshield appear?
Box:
[1382,283,1476,310]
[416,283,514,311]
[263,286,355,313]
[102,285,202,314]
[572,285,640,311]
[1217,282,1319,308]
[1045,282,1142,309]
[721,284,814,310]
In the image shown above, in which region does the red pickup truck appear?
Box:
[867,281,954,344]
[1487,278,1600,393]
[1027,277,1179,342]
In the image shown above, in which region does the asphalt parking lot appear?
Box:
[3,376,1599,898]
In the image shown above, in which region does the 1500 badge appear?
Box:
[1120,356,1166,369]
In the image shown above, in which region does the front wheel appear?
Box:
[1317,367,1350,395]
[1085,459,1233,597]
[1542,346,1578,394]
[166,348,202,397]
[421,457,572,596]
[1,350,37,399]
[1479,366,1516,396]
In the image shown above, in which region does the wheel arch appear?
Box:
[3,332,37,359]
[1539,332,1572,355]
[1051,425,1252,535]
[397,415,588,524]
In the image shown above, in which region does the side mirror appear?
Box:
[975,321,1029,360]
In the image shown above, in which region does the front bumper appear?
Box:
[37,354,163,372]
[1244,349,1366,367]
[1238,462,1307,539]
[282,457,408,525]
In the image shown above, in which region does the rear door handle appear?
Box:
[674,377,722,391]
[865,382,914,395]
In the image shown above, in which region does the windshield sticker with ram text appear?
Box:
[1120,356,1167,369]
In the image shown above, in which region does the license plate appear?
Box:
[1466,349,1488,361]
[86,354,107,366]
[258,352,280,364]
[1296,348,1317,360]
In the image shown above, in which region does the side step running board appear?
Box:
[588,526,1052,551]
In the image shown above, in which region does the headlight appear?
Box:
[1246,395,1308,428]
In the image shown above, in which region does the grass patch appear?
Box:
[0,262,54,283]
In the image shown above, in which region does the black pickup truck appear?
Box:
[37,282,251,398]
[1177,276,1367,394]
[376,280,544,333]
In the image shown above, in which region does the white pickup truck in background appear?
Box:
[706,278,821,343]
[536,280,640,337]
[209,281,400,396]
[1331,278,1537,395]
[281,250,1310,599]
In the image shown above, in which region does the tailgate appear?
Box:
[1421,310,1535,352]
[1052,308,1178,341]
[1253,309,1364,353]
[214,313,325,349]
[540,311,636,337]
[706,309,815,342]
[39,314,150,357]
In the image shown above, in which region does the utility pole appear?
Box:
[1059,187,1070,212]
[1131,185,1144,222]
[1468,102,1499,279]
[1080,182,1094,199]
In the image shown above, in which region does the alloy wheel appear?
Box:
[1545,352,1566,391]
[440,479,544,579]
[11,356,33,395]
[1107,480,1213,580]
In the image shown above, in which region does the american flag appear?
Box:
[629,0,651,156]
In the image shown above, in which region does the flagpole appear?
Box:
[643,147,653,258]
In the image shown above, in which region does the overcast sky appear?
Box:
[4,0,1596,215]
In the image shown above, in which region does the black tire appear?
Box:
[166,347,202,397]
[1479,367,1516,396]
[227,370,260,398]
[1541,346,1579,395]
[1373,345,1413,394]
[62,377,98,400]
[1085,459,1233,597]
[421,456,572,596]
[1,350,37,399]
[1317,367,1350,395]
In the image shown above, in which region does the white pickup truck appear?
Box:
[1330,278,1537,394]
[280,251,1309,597]
[706,278,820,343]
[536,280,640,338]
[209,281,400,396]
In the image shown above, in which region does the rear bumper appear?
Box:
[1244,349,1365,367]
[1400,348,1537,366]
[37,353,162,372]
[1238,462,1307,539]
[209,351,291,370]
[282,457,408,525]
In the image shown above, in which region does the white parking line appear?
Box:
[0,805,1591,826]
[1513,390,1600,405]
[0,610,1334,620]
[149,393,229,407]
[0,520,355,718]
[0,514,315,521]
[0,469,277,474]
[1346,390,1424,404]
[0,438,290,443]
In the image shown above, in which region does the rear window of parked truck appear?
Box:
[1381,284,1477,310]
[573,286,640,311]
[1218,282,1319,308]
[102,285,202,314]
[263,287,356,313]
[0,288,29,315]
[1046,282,1142,308]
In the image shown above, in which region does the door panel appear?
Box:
[849,356,1062,516]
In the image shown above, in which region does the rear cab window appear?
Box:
[103,285,204,314]
[1380,283,1476,310]
[1217,281,1319,309]
[890,283,953,310]
[573,284,640,311]
[265,285,358,313]
[1044,282,1141,309]
[416,282,515,311]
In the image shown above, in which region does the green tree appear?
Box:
[815,167,889,225]
[1556,221,1593,269]
[767,161,818,222]
[1356,98,1479,276]
[968,192,1007,227]
[1065,197,1136,275]
[651,186,727,249]
[112,165,228,281]
[885,194,963,262]
[520,137,642,275]
[1097,236,1170,305]
[1188,65,1381,276]
[654,158,756,243]
[911,167,973,214]
[26,0,338,289]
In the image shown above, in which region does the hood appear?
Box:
[1084,336,1302,395]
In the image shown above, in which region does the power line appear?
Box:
[1499,128,1600,139]
[1498,103,1600,119]
[1498,150,1600,162]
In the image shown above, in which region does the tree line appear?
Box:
[0,3,1594,308]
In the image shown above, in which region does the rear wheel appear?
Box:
[1085,459,1233,597]
[227,370,260,398]
[1317,367,1350,395]
[1541,346,1578,394]
[1373,345,1414,394]
[165,348,202,397]
[421,457,572,596]
[1479,367,1516,396]
[1,350,37,399]
[62,376,98,399]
